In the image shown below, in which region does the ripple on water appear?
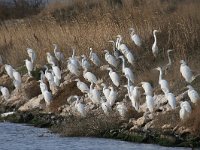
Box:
[0,122,190,150]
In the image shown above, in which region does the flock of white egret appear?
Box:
[0,28,199,121]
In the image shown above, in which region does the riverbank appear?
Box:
[0,79,200,147]
[0,110,199,147]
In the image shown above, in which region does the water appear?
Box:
[0,122,190,150]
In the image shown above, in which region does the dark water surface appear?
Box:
[0,122,191,150]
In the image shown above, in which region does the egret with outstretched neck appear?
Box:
[119,56,134,83]
[53,44,64,62]
[164,49,173,74]
[152,30,159,57]
[25,59,33,76]
[155,67,170,93]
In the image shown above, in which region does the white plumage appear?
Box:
[129,28,142,47]
[152,30,159,57]
[106,67,120,87]
[89,48,101,66]
[0,86,10,101]
[187,85,200,104]
[165,92,176,109]
[25,59,33,76]
[146,95,154,113]
[141,82,153,96]
[180,60,195,83]
[75,79,89,94]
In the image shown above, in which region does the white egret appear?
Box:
[108,40,122,59]
[25,59,33,76]
[129,28,142,47]
[180,101,191,120]
[116,102,128,118]
[107,86,117,107]
[38,80,48,95]
[13,80,21,91]
[106,67,120,87]
[67,60,80,76]
[180,60,195,83]
[101,83,110,100]
[13,69,22,83]
[152,30,159,57]
[81,55,91,70]
[165,92,176,109]
[46,52,56,66]
[69,48,81,69]
[141,82,153,96]
[164,49,173,74]
[119,56,134,83]
[0,86,10,101]
[88,83,101,105]
[53,44,64,62]
[43,90,53,106]
[52,72,60,86]
[187,85,200,104]
[146,95,154,113]
[155,67,170,93]
[44,66,53,82]
[27,48,36,64]
[104,50,118,68]
[75,79,89,93]
[4,64,14,79]
[116,35,129,55]
[83,68,97,84]
[52,64,61,80]
[74,96,86,117]
[101,97,111,116]
[89,48,101,66]
[124,51,135,66]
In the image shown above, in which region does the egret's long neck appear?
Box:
[153,32,157,45]
[90,83,93,91]
[54,45,57,53]
[167,52,172,65]
[72,49,75,58]
[158,69,163,82]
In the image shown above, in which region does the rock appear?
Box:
[22,80,41,99]
[59,104,71,116]
[162,124,173,130]
[176,91,188,102]
[0,74,13,89]
[133,116,151,127]
[18,94,45,111]
[129,125,140,131]
[154,94,168,108]
[176,126,193,136]
[143,120,154,131]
